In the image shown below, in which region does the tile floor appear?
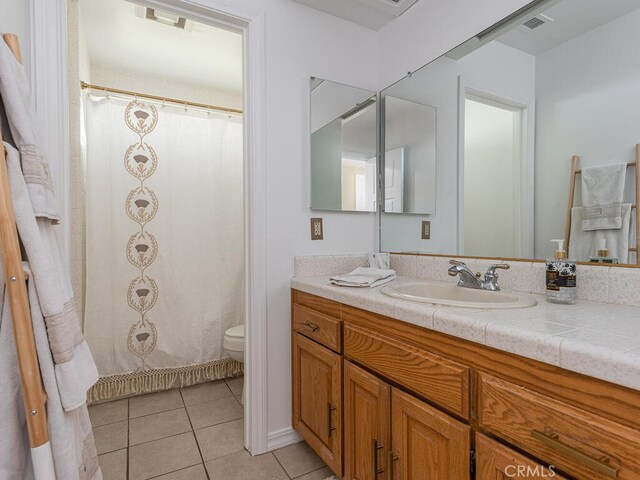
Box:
[89,376,331,480]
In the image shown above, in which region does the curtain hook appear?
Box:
[161,99,166,109]
[103,87,109,99]
[206,107,211,116]
[184,102,188,112]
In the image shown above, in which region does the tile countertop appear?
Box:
[291,275,640,392]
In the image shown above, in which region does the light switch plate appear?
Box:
[421,220,431,240]
[310,218,323,240]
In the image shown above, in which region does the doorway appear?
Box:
[462,93,527,258]
[66,0,268,468]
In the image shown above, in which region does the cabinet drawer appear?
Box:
[479,373,640,480]
[344,322,470,419]
[476,433,567,479]
[293,304,342,352]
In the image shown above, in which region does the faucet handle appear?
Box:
[449,259,466,266]
[486,263,510,276]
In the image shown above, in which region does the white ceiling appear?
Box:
[498,0,640,55]
[79,0,243,94]
[291,0,420,31]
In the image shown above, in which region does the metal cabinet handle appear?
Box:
[372,440,385,478]
[327,403,337,437]
[531,430,619,478]
[302,321,319,332]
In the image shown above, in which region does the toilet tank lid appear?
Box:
[225,325,244,338]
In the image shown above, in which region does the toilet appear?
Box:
[224,324,245,363]
[224,325,245,404]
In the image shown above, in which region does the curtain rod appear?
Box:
[80,81,243,115]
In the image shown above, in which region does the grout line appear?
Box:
[146,463,205,480]
[192,416,244,433]
[128,428,197,449]
[128,405,188,422]
[291,465,329,480]
[270,451,293,479]
[181,388,209,479]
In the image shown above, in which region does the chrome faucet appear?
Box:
[447,259,510,291]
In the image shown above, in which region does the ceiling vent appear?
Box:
[523,17,545,29]
[521,13,553,31]
[135,6,189,30]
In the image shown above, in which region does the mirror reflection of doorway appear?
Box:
[385,147,405,213]
[463,95,526,258]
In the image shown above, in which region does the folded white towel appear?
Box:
[570,204,632,263]
[582,203,623,231]
[330,267,397,288]
[581,163,627,231]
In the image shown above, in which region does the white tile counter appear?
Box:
[291,275,640,391]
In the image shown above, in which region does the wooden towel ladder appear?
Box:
[564,144,640,263]
[0,33,55,479]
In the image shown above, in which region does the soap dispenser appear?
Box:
[546,239,576,304]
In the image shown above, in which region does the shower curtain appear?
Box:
[83,95,244,401]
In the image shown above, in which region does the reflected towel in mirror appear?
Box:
[581,163,627,231]
[570,204,632,263]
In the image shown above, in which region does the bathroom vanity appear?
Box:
[290,282,640,480]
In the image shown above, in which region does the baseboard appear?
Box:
[267,427,302,451]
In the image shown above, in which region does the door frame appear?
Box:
[457,76,535,258]
[38,0,269,454]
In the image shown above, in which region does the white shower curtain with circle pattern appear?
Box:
[83,94,244,399]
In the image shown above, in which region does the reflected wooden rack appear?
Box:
[564,144,640,263]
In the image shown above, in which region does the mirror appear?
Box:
[310,77,377,212]
[383,96,437,214]
[381,0,640,265]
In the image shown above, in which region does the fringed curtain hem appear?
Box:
[87,358,243,404]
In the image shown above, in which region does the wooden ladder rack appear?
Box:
[0,33,53,477]
[564,145,640,263]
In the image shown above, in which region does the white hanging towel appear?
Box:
[570,204,632,263]
[0,36,100,480]
[330,267,396,288]
[581,163,627,231]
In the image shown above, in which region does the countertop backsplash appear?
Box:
[294,253,639,307]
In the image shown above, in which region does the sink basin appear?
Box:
[381,282,537,309]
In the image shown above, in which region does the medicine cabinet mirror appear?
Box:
[380,0,640,266]
[310,77,377,212]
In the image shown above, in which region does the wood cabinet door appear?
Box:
[344,361,391,480]
[391,388,470,480]
[292,333,342,475]
[476,433,568,479]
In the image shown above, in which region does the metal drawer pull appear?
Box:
[531,430,619,478]
[302,321,319,332]
[372,440,385,477]
[327,403,337,437]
